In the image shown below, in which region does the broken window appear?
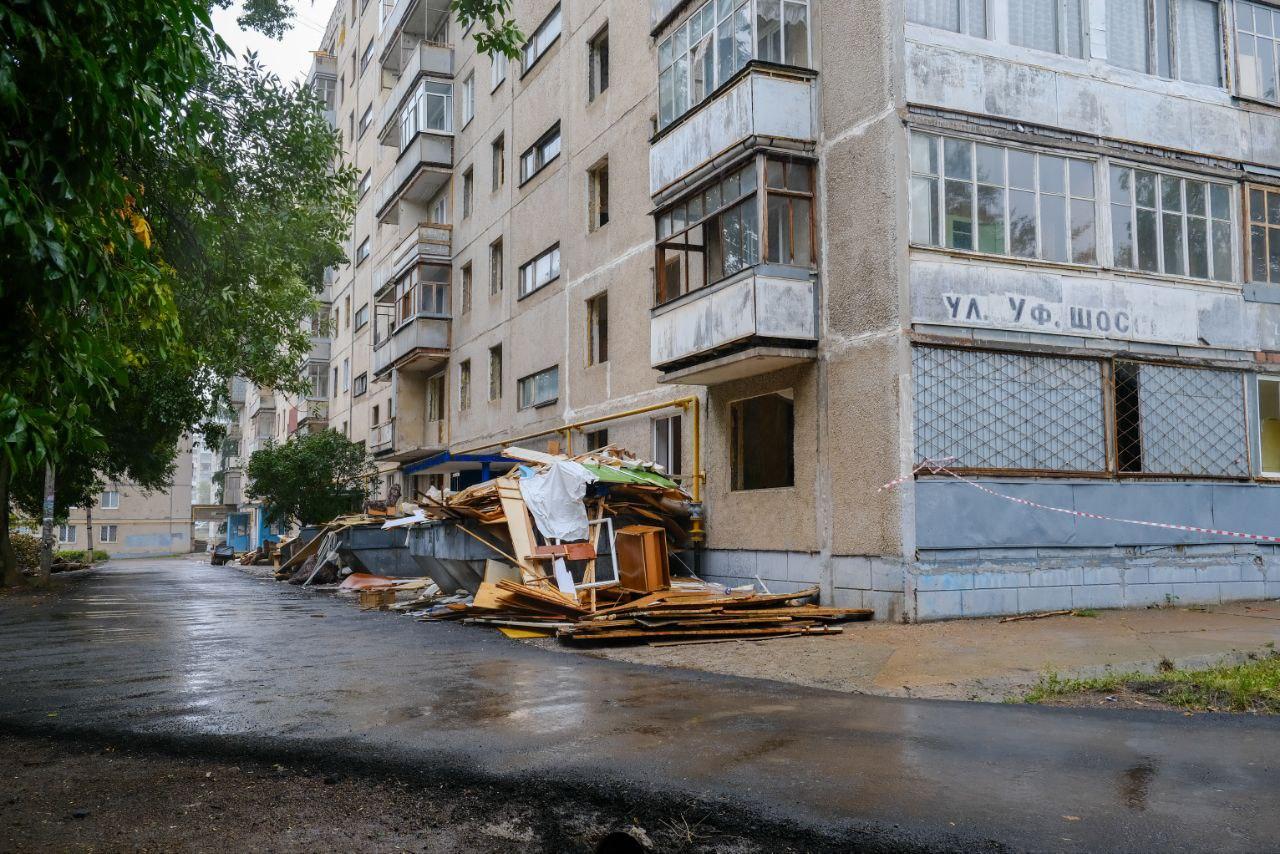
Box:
[459,360,471,411]
[489,344,502,400]
[491,134,505,190]
[1112,361,1248,477]
[730,392,794,490]
[461,262,473,314]
[586,428,609,451]
[589,25,609,101]
[587,292,608,365]
[427,373,445,422]
[911,132,1097,264]
[913,346,1109,472]
[1111,165,1233,281]
[462,168,474,218]
[588,159,609,230]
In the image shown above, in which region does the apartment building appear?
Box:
[284,0,1280,620]
[60,442,194,557]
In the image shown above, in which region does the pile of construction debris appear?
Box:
[224,444,872,645]
[392,446,872,643]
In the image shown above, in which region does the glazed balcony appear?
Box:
[374,223,452,300]
[378,0,452,73]
[371,414,448,462]
[379,42,454,146]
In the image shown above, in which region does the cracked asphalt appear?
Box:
[0,556,1276,852]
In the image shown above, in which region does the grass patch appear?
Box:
[1021,653,1280,714]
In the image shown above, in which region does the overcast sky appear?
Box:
[211,0,333,84]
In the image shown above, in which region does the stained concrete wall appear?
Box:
[64,443,194,557]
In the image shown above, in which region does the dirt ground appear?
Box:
[0,734,808,854]
[529,600,1280,703]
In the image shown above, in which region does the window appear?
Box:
[394,263,450,324]
[910,132,1097,265]
[655,159,765,303]
[356,237,371,265]
[399,80,453,150]
[459,360,472,410]
[100,490,119,510]
[342,357,350,391]
[764,158,814,265]
[313,74,336,109]
[730,392,794,490]
[1009,0,1086,57]
[589,159,610,230]
[358,104,373,137]
[1248,185,1280,283]
[99,525,118,544]
[427,373,445,421]
[519,244,561,297]
[306,362,329,399]
[462,72,475,125]
[462,167,474,218]
[586,429,609,451]
[1106,0,1221,85]
[490,238,504,293]
[589,25,610,100]
[354,302,369,330]
[361,37,375,72]
[1110,165,1232,281]
[430,191,448,224]
[358,168,372,198]
[517,365,559,409]
[372,404,380,428]
[522,4,562,72]
[653,415,683,475]
[344,295,351,327]
[906,0,987,36]
[492,134,505,190]
[1238,2,1280,101]
[332,366,339,396]
[58,524,76,544]
[658,0,812,130]
[489,344,503,400]
[520,123,561,183]
[461,262,473,314]
[378,0,394,30]
[1260,376,1280,475]
[491,51,508,90]
[587,292,608,365]
[1112,361,1248,476]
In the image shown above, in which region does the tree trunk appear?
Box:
[38,463,55,584]
[86,503,94,568]
[0,456,19,587]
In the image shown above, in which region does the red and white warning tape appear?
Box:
[881,458,1280,544]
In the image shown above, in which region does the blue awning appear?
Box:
[400,452,513,476]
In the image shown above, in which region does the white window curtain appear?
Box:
[1177,0,1221,85]
[1010,0,1060,53]
[1106,0,1149,72]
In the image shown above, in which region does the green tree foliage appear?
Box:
[452,0,525,59]
[245,431,377,527]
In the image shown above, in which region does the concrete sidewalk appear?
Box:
[552,600,1280,701]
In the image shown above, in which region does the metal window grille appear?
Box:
[913,346,1108,472]
[1112,361,1249,478]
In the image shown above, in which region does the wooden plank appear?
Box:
[561,624,842,642]
[496,477,541,583]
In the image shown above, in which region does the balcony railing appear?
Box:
[378,0,452,72]
[372,310,450,378]
[245,390,275,418]
[376,132,453,224]
[651,268,818,384]
[371,419,395,454]
[650,66,816,197]
[375,223,452,299]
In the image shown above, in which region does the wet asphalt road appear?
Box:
[0,558,1276,852]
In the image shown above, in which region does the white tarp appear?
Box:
[518,460,597,542]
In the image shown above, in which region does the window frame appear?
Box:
[589,24,610,101]
[491,51,508,90]
[729,390,796,491]
[459,359,472,410]
[355,237,371,266]
[100,524,118,544]
[587,291,609,365]
[588,158,610,231]
[461,71,476,126]
[518,243,562,299]
[522,4,563,75]
[354,302,370,331]
[906,0,989,37]
[519,122,562,185]
[653,414,684,477]
[1104,0,1224,87]
[353,371,367,398]
[100,490,120,510]
[517,365,560,409]
[489,343,503,400]
[492,133,505,190]
[462,166,474,218]
[461,261,473,314]
[489,237,504,294]
[1007,0,1089,58]
[1246,182,1280,284]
